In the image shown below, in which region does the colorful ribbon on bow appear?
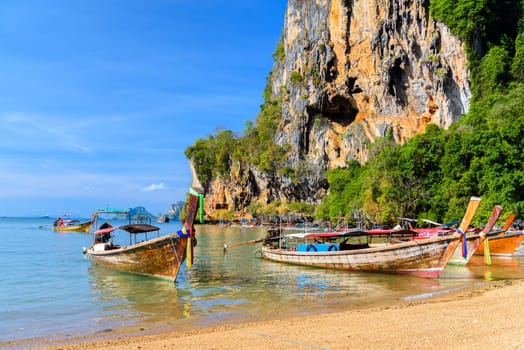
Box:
[456,228,468,258]
[177,224,194,268]
[189,188,205,223]
[177,224,192,237]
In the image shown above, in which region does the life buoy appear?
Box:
[328,244,338,251]
[306,244,317,252]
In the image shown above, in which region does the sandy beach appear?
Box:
[25,278,524,350]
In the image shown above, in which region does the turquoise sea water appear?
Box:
[2,217,524,348]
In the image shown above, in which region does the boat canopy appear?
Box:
[96,207,130,215]
[287,228,420,240]
[304,231,352,239]
[118,224,160,234]
[286,230,364,240]
[365,228,419,236]
[398,217,418,222]
[285,232,308,239]
[420,218,443,226]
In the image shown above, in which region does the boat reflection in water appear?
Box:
[88,264,192,329]
[465,253,524,281]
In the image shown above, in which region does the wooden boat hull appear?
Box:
[87,233,188,280]
[475,231,524,256]
[53,220,93,232]
[261,235,461,279]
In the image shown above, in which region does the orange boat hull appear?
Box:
[475,231,524,256]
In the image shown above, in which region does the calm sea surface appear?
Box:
[2,217,524,348]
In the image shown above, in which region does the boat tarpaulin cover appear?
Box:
[93,227,117,235]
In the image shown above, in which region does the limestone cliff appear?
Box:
[198,0,470,220]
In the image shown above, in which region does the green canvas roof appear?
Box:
[96,207,130,215]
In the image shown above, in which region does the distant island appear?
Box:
[129,206,155,221]
[166,201,185,220]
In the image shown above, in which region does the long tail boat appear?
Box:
[475,214,524,258]
[85,188,203,281]
[53,212,97,232]
[260,197,484,279]
[447,202,502,265]
[261,233,461,278]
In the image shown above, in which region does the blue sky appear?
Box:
[0,1,287,217]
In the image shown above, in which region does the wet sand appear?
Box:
[24,279,524,349]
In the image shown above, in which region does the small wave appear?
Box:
[404,282,488,301]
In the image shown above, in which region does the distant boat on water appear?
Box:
[52,213,97,233]
[156,213,170,223]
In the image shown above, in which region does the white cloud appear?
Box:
[141,182,167,192]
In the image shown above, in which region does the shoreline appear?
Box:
[16,278,524,349]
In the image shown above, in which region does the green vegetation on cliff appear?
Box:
[318,0,524,225]
[318,90,524,225]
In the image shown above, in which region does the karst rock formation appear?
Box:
[194,0,470,220]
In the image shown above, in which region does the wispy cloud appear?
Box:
[1,112,95,153]
[141,182,167,192]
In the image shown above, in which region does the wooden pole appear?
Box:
[458,196,482,233]
[224,235,284,252]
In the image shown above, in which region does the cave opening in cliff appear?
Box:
[388,57,408,106]
[310,94,358,127]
